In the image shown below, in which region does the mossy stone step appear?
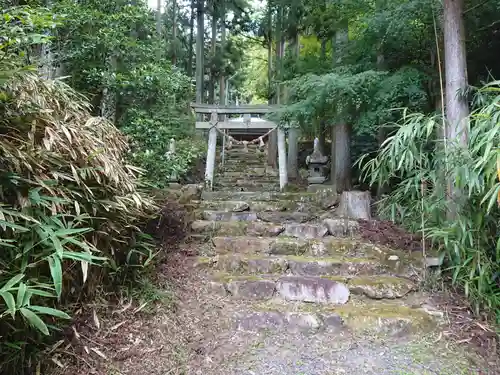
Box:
[222,169,278,178]
[191,220,284,237]
[196,199,320,213]
[221,148,265,153]
[200,192,337,212]
[216,178,279,185]
[215,185,281,193]
[201,210,259,221]
[221,159,266,167]
[190,220,331,238]
[233,310,343,333]
[196,254,396,277]
[201,191,316,202]
[248,298,440,336]
[200,211,315,223]
[210,236,420,271]
[217,154,266,162]
[211,274,350,304]
[210,274,416,300]
[214,180,279,189]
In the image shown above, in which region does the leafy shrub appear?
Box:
[0,72,157,372]
[361,83,500,319]
[117,64,205,187]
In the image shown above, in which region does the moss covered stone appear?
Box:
[252,299,438,336]
[346,276,416,299]
[190,220,284,236]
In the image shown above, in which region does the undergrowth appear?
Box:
[0,71,161,373]
[361,82,500,322]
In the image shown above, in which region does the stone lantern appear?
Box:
[305,138,328,184]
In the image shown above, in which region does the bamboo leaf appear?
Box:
[54,227,92,236]
[48,255,63,299]
[16,282,26,308]
[0,220,29,232]
[29,305,71,319]
[0,291,16,318]
[0,274,25,292]
[20,308,49,335]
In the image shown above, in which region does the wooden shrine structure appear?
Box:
[190,103,299,191]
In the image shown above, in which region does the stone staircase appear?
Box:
[189,143,442,338]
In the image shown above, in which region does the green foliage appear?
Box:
[361,83,500,319]
[0,69,157,372]
[123,108,206,187]
[54,0,161,96]
[116,63,204,187]
[0,5,57,83]
[51,0,203,186]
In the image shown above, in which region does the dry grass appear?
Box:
[51,247,234,375]
[0,72,158,373]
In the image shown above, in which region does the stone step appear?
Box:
[214,185,281,193]
[210,236,419,268]
[214,180,279,189]
[220,156,265,163]
[200,191,338,212]
[217,152,266,161]
[191,220,337,238]
[221,164,266,171]
[200,211,316,223]
[233,310,343,333]
[196,254,396,277]
[196,199,319,213]
[240,297,440,336]
[190,220,284,237]
[210,274,416,301]
[201,210,259,221]
[200,191,316,202]
[211,274,350,304]
[216,178,278,185]
[222,169,278,178]
[221,147,264,152]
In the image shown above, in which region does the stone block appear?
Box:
[276,276,350,304]
[226,280,276,300]
[282,223,328,239]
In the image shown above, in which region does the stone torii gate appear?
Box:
[191,103,299,191]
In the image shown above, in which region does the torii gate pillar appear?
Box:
[205,111,218,190]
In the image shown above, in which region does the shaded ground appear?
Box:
[358,219,429,252]
[54,250,499,375]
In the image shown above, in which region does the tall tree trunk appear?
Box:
[275,5,283,103]
[187,0,195,77]
[156,0,162,35]
[266,4,273,105]
[208,2,217,104]
[39,39,53,79]
[268,4,282,168]
[172,0,177,65]
[219,0,226,106]
[318,38,327,154]
[156,0,162,60]
[375,45,388,197]
[39,0,53,79]
[331,24,352,192]
[100,55,117,124]
[195,0,205,104]
[376,0,388,197]
[293,30,300,58]
[443,0,469,213]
